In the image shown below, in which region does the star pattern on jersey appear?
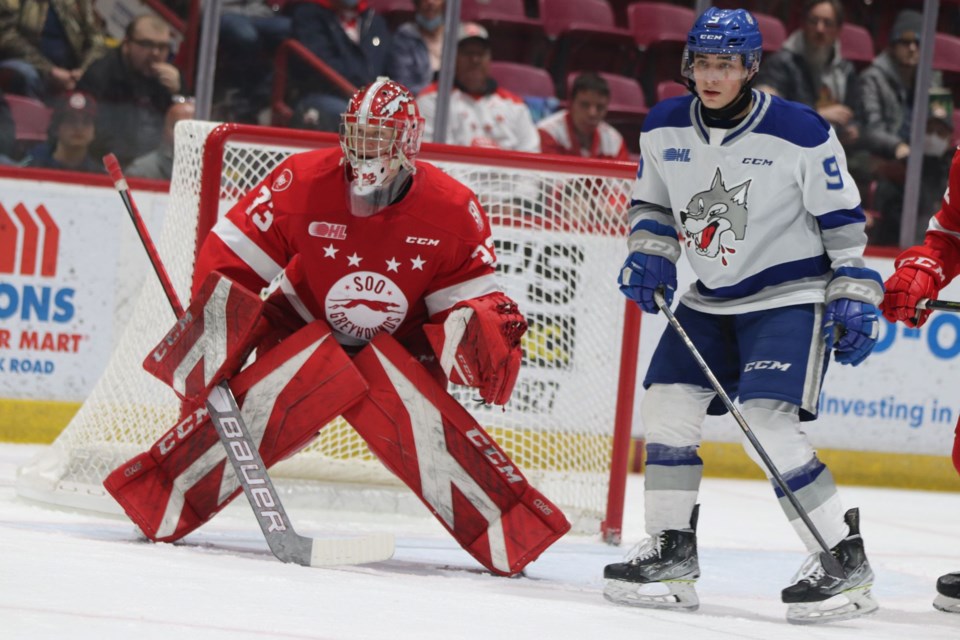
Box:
[347,253,362,267]
[323,244,338,259]
[411,255,426,270]
[385,257,400,272]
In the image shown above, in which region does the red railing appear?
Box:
[269,38,358,126]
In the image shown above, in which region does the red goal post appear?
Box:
[16,122,641,543]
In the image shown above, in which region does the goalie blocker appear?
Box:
[104,269,569,575]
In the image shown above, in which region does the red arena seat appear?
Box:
[753,12,786,53]
[839,22,876,68]
[539,0,638,81]
[460,0,547,64]
[490,61,557,98]
[5,94,51,144]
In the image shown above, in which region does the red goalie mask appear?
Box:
[340,77,425,217]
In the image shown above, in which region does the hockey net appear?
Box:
[17,121,640,538]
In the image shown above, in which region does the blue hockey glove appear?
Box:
[823,298,880,366]
[823,266,884,366]
[618,251,677,314]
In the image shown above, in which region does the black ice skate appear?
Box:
[934,571,960,613]
[781,507,878,624]
[603,506,700,611]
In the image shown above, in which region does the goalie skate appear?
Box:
[603,507,700,611]
[782,508,878,624]
[933,572,960,613]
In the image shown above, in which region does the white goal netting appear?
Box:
[17,121,638,534]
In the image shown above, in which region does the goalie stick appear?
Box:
[103,153,394,567]
[653,289,846,579]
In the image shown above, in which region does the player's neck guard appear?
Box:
[699,84,754,122]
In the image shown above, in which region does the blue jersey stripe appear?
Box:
[696,254,832,299]
[817,206,866,229]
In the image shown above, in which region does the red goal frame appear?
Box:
[195,124,642,543]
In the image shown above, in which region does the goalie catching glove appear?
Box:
[424,292,527,405]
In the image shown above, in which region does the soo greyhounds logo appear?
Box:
[0,202,60,276]
[325,271,409,344]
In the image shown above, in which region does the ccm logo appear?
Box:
[744,360,792,372]
[406,236,440,246]
[123,460,143,478]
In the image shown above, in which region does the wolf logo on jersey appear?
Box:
[680,168,750,264]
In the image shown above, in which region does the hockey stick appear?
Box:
[103,154,394,567]
[652,289,846,579]
[917,298,960,313]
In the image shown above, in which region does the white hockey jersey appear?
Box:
[629,89,870,314]
[417,82,540,153]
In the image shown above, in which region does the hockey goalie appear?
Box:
[102,78,570,576]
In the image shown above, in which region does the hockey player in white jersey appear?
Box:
[604,7,882,624]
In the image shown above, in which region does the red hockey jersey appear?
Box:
[193,147,502,351]
[915,148,960,282]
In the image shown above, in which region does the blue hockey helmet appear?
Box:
[681,7,763,82]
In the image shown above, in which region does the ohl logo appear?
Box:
[0,202,75,323]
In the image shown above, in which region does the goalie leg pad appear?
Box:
[143,272,274,403]
[104,320,368,541]
[343,332,570,576]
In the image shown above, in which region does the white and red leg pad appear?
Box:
[104,320,368,542]
[344,332,570,576]
[142,271,274,403]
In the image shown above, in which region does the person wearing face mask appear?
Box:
[388,0,444,96]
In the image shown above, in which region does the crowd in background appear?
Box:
[0,0,957,246]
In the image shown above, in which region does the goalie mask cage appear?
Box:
[16,121,641,542]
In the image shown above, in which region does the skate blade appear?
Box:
[603,578,699,611]
[933,593,960,613]
[786,587,878,625]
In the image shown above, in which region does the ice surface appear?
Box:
[2,443,959,639]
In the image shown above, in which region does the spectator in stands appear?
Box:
[913,88,955,235]
[418,23,539,153]
[388,0,444,97]
[78,14,182,167]
[217,0,292,123]
[537,72,628,160]
[755,0,861,149]
[0,0,107,100]
[23,90,100,172]
[290,0,391,132]
[126,94,195,180]
[0,88,13,163]
[857,9,949,246]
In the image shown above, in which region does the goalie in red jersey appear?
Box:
[103,77,570,576]
[882,146,960,612]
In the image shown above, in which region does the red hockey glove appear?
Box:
[424,293,527,405]
[882,253,946,328]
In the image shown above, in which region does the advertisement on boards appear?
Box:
[635,256,960,457]
[0,177,166,404]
